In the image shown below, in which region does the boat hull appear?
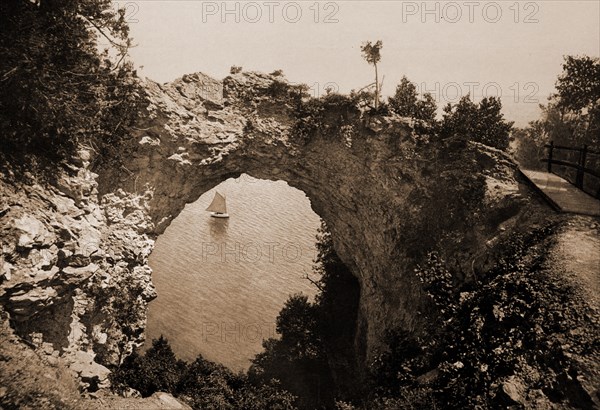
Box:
[210,212,230,218]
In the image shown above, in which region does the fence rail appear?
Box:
[542,141,600,196]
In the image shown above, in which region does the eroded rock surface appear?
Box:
[95,72,533,364]
[1,71,598,407]
[0,154,156,389]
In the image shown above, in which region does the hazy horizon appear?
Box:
[118,1,600,127]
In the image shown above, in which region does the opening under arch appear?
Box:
[143,173,322,371]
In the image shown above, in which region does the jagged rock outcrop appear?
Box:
[0,155,156,388]
[1,71,598,407]
[94,71,531,366]
[0,70,545,372]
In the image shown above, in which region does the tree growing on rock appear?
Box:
[388,76,438,124]
[360,40,383,109]
[440,95,513,150]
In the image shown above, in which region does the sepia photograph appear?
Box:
[0,1,599,408]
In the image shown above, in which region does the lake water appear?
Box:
[143,175,321,371]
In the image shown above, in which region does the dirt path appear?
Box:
[554,216,600,311]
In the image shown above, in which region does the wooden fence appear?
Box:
[542,141,600,198]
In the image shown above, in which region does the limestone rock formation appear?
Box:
[1,70,598,407]
[96,71,530,365]
[0,151,156,388]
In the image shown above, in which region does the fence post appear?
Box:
[576,144,588,189]
[547,141,554,173]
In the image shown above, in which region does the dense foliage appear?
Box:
[388,76,437,124]
[110,336,297,409]
[440,95,514,150]
[249,294,335,409]
[512,55,600,193]
[292,92,360,143]
[250,222,360,408]
[0,0,142,171]
[362,221,598,409]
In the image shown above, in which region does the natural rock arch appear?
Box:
[0,71,527,389]
[3,71,599,407]
[94,71,526,371]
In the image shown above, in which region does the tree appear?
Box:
[110,336,186,397]
[249,222,362,407]
[0,0,141,170]
[476,96,514,150]
[389,76,418,117]
[360,40,383,109]
[389,76,438,124]
[556,55,600,113]
[511,121,548,170]
[440,95,513,150]
[440,96,478,142]
[416,93,438,124]
[554,55,600,147]
[249,293,334,409]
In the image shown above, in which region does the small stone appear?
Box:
[502,376,525,405]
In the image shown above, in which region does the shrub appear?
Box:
[110,336,297,409]
[110,336,186,396]
[292,93,360,143]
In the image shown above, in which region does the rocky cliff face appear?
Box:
[0,155,156,390]
[1,71,594,405]
[94,71,531,367]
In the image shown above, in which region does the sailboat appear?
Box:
[205,191,229,218]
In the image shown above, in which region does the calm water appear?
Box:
[144,175,321,371]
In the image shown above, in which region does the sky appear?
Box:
[114,1,600,126]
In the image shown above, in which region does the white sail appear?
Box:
[206,191,227,214]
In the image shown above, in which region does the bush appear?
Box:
[111,336,186,397]
[365,222,595,409]
[292,93,360,143]
[110,336,297,409]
